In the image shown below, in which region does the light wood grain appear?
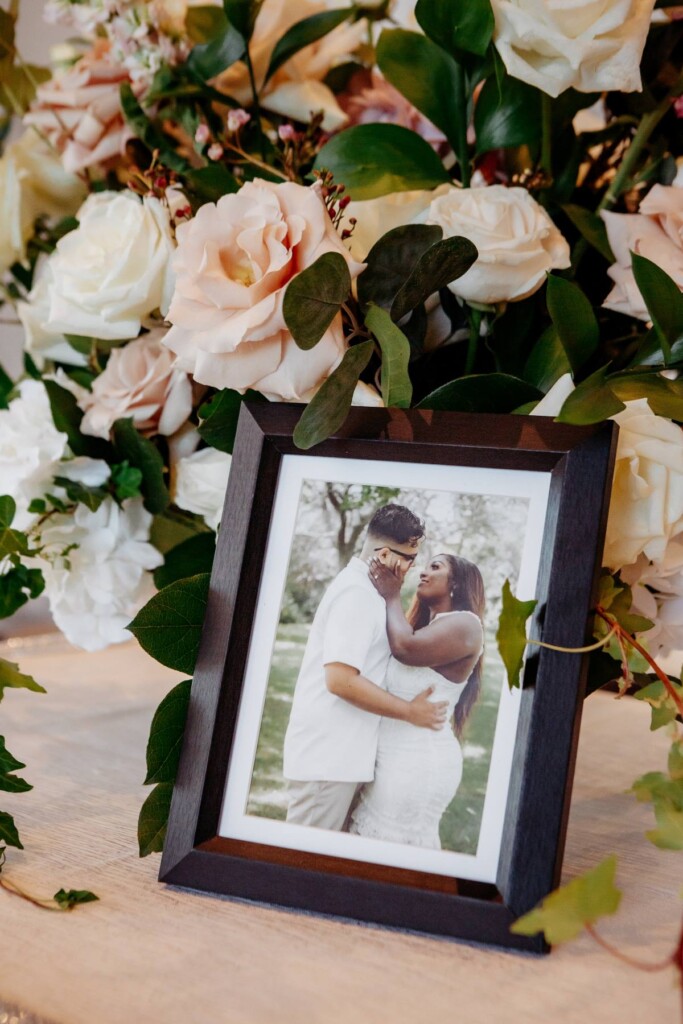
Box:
[0,636,679,1024]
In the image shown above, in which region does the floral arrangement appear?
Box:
[1,0,682,960]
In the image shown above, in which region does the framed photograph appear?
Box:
[160,405,617,953]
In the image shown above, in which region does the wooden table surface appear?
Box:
[1,635,680,1024]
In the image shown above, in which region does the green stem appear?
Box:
[540,91,553,185]
[453,61,470,188]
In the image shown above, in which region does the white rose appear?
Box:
[491,0,655,98]
[622,536,683,658]
[529,372,576,417]
[343,184,452,261]
[0,129,86,275]
[427,185,570,304]
[36,497,163,651]
[603,399,683,570]
[601,186,683,322]
[173,447,232,531]
[78,329,193,439]
[17,268,87,369]
[0,380,67,529]
[42,191,176,341]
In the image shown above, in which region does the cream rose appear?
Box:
[173,447,232,531]
[603,399,683,570]
[41,190,176,342]
[0,129,86,276]
[427,185,570,304]
[164,178,365,401]
[601,185,683,321]
[24,40,131,175]
[217,0,365,130]
[491,0,655,99]
[78,329,193,440]
[17,269,86,369]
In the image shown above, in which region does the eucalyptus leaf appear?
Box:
[562,204,614,263]
[511,855,621,944]
[154,534,216,590]
[283,252,351,350]
[417,373,541,413]
[0,658,46,703]
[358,224,442,312]
[266,8,353,82]
[0,810,23,850]
[112,418,169,515]
[391,236,478,322]
[138,782,173,857]
[496,578,537,690]
[129,573,210,675]
[313,124,451,200]
[365,304,412,408]
[631,252,683,363]
[474,73,542,153]
[293,341,374,450]
[415,0,494,58]
[546,275,599,373]
[145,679,192,785]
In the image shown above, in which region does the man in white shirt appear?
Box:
[283,504,448,830]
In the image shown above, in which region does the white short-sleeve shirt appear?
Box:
[282,557,391,783]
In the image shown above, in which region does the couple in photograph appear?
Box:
[282,503,486,850]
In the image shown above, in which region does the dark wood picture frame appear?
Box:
[160,405,617,954]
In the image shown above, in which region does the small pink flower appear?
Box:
[227,108,251,133]
[207,143,224,161]
[194,123,210,145]
[278,123,297,143]
[675,95,683,119]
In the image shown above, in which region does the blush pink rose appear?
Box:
[338,70,447,153]
[163,179,365,401]
[24,40,131,175]
[79,329,193,440]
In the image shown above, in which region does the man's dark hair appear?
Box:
[367,504,425,545]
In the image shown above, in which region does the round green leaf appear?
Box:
[283,252,352,350]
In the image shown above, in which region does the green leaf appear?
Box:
[631,253,683,364]
[0,62,51,113]
[377,29,461,152]
[523,325,572,392]
[0,737,24,776]
[112,418,169,515]
[634,680,683,731]
[365,304,412,408]
[313,124,451,200]
[223,0,262,41]
[53,888,99,910]
[496,578,537,690]
[283,252,351,350]
[145,679,192,785]
[417,373,542,413]
[138,782,173,857]
[562,204,614,263]
[0,496,16,529]
[647,803,683,850]
[357,224,442,312]
[293,341,374,450]
[154,533,216,590]
[0,564,45,619]
[609,371,683,421]
[265,8,353,83]
[0,364,13,409]
[546,275,599,374]
[184,164,240,203]
[0,523,28,559]
[391,236,478,322]
[511,855,622,944]
[0,772,31,793]
[0,811,23,850]
[415,0,494,58]
[0,658,46,703]
[187,22,245,79]
[43,378,87,456]
[185,4,228,43]
[53,476,107,513]
[111,461,143,501]
[198,388,251,454]
[129,573,210,674]
[474,73,542,153]
[556,365,625,425]
[119,83,188,173]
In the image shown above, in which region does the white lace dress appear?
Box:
[350,611,483,849]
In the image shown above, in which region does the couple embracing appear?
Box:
[283,504,486,850]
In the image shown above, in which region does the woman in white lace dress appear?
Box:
[350,553,485,849]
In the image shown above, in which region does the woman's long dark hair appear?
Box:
[406,554,486,737]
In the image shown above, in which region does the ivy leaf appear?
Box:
[112,418,169,515]
[556,365,625,425]
[265,8,353,83]
[138,782,173,857]
[283,252,351,350]
[417,373,542,413]
[546,275,599,374]
[53,888,99,910]
[0,659,46,703]
[129,573,210,674]
[0,564,45,619]
[357,224,442,312]
[377,29,462,153]
[0,496,16,529]
[634,679,683,731]
[390,236,478,322]
[145,679,192,785]
[647,803,683,850]
[111,461,143,501]
[0,737,24,776]
[0,772,31,794]
[511,855,622,944]
[154,533,216,590]
[53,476,107,513]
[474,73,542,153]
[0,811,23,850]
[415,0,494,58]
[631,252,683,364]
[365,304,412,408]
[313,124,451,200]
[293,341,374,450]
[496,579,537,690]
[562,204,614,263]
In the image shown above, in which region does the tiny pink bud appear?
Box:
[207,143,224,161]
[227,108,251,132]
[278,123,297,143]
[194,123,210,145]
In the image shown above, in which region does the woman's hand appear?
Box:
[368,557,402,600]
